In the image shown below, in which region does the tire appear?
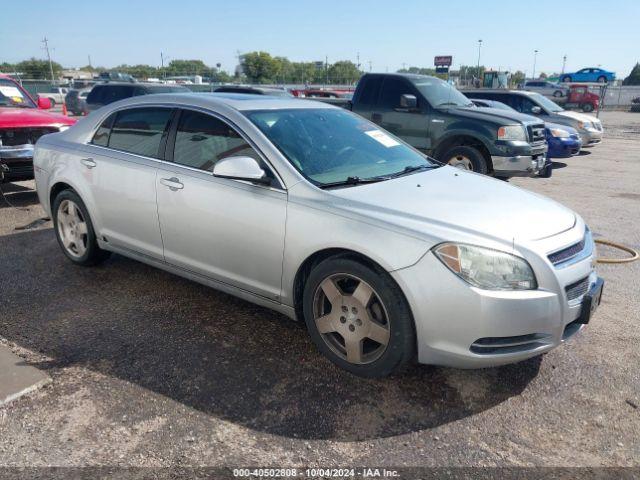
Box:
[553,90,563,98]
[597,76,607,84]
[52,189,110,266]
[562,76,572,83]
[441,145,488,174]
[302,257,415,378]
[539,162,553,178]
[582,103,594,113]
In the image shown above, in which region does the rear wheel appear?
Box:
[582,103,594,113]
[303,257,415,378]
[52,190,110,266]
[441,145,488,174]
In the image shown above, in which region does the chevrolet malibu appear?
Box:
[33,93,604,377]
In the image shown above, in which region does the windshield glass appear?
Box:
[245,108,437,186]
[0,79,36,108]
[411,77,473,108]
[529,92,564,112]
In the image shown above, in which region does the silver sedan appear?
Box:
[33,93,603,377]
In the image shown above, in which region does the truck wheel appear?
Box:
[582,103,594,113]
[442,146,488,174]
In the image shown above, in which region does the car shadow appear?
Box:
[578,150,592,156]
[0,182,40,210]
[0,228,541,441]
[551,161,568,170]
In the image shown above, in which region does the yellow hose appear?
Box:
[595,239,639,264]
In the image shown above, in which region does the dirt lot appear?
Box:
[0,111,638,472]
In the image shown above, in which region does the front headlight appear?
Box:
[577,121,592,130]
[550,128,570,138]
[433,243,537,290]
[497,125,527,141]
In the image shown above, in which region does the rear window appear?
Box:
[107,108,173,158]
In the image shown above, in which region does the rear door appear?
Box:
[373,76,430,151]
[81,107,172,259]
[155,108,287,300]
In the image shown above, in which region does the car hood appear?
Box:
[546,122,578,134]
[450,106,540,125]
[328,167,576,243]
[555,110,598,123]
[0,107,76,129]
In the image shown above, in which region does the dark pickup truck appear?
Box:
[326,73,547,177]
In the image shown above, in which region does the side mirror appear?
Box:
[37,97,52,109]
[399,94,418,109]
[531,106,542,114]
[213,156,271,186]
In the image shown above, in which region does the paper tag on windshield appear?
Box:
[365,129,400,148]
[0,86,24,98]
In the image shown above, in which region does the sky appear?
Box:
[3,0,639,77]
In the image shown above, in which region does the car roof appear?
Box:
[105,92,332,111]
[463,89,537,96]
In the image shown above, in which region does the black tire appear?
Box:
[302,257,415,378]
[553,90,563,98]
[581,103,594,113]
[597,76,607,84]
[440,145,488,174]
[562,75,572,83]
[52,189,110,266]
[539,162,553,178]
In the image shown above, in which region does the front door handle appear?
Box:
[160,177,184,191]
[372,113,382,123]
[81,158,96,169]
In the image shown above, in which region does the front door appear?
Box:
[155,109,287,301]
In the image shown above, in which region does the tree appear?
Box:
[328,61,362,84]
[240,52,280,84]
[623,63,640,86]
[14,58,63,80]
[510,70,526,87]
[165,59,209,76]
[397,66,436,76]
[539,72,548,79]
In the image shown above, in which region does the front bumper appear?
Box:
[492,140,548,178]
[548,136,582,159]
[391,226,600,368]
[580,129,602,147]
[0,144,35,181]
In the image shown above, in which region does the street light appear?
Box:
[532,49,538,80]
[477,39,482,78]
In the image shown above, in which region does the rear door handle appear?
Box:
[160,177,184,191]
[372,113,382,123]
[81,158,96,169]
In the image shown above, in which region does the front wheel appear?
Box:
[52,189,110,266]
[441,145,488,174]
[582,103,594,113]
[303,257,415,378]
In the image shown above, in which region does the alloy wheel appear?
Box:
[448,154,473,171]
[312,273,390,365]
[57,199,88,258]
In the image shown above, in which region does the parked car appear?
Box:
[37,86,69,107]
[85,82,189,112]
[213,85,293,97]
[343,73,548,177]
[523,80,568,98]
[0,74,75,182]
[303,89,353,99]
[462,89,603,147]
[470,98,582,178]
[33,93,603,377]
[65,88,91,116]
[561,68,615,84]
[562,84,600,113]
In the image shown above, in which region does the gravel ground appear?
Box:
[0,111,638,472]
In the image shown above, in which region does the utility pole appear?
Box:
[402,62,407,71]
[88,55,92,69]
[532,49,538,80]
[368,60,372,72]
[477,39,482,76]
[325,55,328,87]
[160,52,165,82]
[561,55,567,74]
[42,37,55,83]
[356,52,360,70]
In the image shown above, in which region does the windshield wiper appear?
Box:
[388,164,439,178]
[319,176,389,189]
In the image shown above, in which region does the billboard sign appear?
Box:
[434,56,453,67]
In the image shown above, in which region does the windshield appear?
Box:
[528,92,564,112]
[411,77,473,108]
[0,79,36,108]
[245,108,437,186]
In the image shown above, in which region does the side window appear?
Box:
[86,86,103,104]
[108,108,173,158]
[91,113,116,146]
[173,110,261,172]
[378,77,415,109]
[357,76,383,106]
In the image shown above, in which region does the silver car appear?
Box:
[33,93,604,377]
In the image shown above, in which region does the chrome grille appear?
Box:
[0,127,58,147]
[528,124,546,143]
[548,237,586,265]
[566,277,590,302]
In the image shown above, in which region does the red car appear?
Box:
[0,74,76,182]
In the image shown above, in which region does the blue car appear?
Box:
[560,68,615,84]
[470,98,582,177]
